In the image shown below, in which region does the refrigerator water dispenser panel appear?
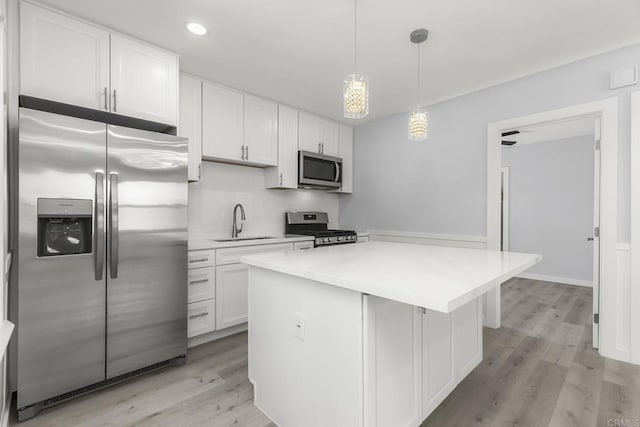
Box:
[37,198,93,257]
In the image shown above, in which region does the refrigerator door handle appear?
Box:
[94,172,105,281]
[109,173,119,279]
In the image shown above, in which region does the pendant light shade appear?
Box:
[409,29,429,140]
[409,110,428,140]
[344,0,369,118]
[344,74,369,119]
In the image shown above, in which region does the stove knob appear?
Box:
[323,238,329,243]
[337,236,343,242]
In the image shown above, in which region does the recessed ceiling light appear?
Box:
[186,22,207,36]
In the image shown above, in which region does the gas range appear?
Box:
[285,212,357,247]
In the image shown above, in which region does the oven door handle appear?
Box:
[335,162,341,182]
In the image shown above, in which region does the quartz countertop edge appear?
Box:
[189,234,315,251]
[241,242,541,313]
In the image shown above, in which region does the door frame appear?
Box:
[500,167,509,252]
[630,91,640,364]
[485,98,618,354]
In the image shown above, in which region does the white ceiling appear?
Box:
[503,117,595,146]
[33,0,640,124]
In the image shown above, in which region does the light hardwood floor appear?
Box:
[11,278,640,426]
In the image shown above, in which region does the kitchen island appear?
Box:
[242,242,540,427]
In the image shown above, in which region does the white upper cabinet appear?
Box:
[202,82,244,162]
[265,105,298,189]
[20,3,178,125]
[243,95,277,166]
[110,34,178,125]
[179,74,202,182]
[298,112,321,154]
[319,119,340,157]
[338,125,353,193]
[21,2,110,110]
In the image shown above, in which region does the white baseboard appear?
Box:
[516,272,592,288]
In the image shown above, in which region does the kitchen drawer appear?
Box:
[293,241,314,251]
[188,249,215,269]
[187,299,216,338]
[188,266,215,304]
[216,243,294,265]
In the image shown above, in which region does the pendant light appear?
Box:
[409,29,429,140]
[343,0,369,119]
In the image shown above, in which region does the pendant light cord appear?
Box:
[416,43,421,109]
[354,0,358,73]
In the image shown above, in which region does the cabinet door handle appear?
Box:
[280,173,283,186]
[103,87,108,110]
[318,142,322,153]
[245,146,248,160]
[198,164,202,180]
[189,312,209,319]
[189,257,209,263]
[189,279,209,285]
[241,145,245,160]
[113,89,117,112]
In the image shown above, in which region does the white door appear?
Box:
[320,119,340,157]
[338,125,354,193]
[592,119,601,348]
[20,2,110,110]
[363,296,422,427]
[244,95,277,166]
[202,82,244,162]
[179,74,202,182]
[298,112,320,153]
[216,264,249,330]
[110,34,178,125]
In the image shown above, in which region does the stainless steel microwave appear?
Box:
[298,151,342,190]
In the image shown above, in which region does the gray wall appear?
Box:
[502,136,594,282]
[339,43,640,243]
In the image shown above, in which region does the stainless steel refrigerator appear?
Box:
[16,101,188,419]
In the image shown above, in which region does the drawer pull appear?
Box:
[189,279,209,285]
[189,312,209,319]
[189,258,208,263]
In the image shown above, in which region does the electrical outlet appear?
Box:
[294,312,305,340]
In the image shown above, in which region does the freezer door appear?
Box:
[106,125,188,378]
[17,109,107,408]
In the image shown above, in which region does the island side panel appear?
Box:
[248,267,364,427]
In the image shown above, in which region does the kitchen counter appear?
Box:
[242,241,540,313]
[188,234,314,251]
[244,241,540,427]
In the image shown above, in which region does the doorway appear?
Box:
[485,98,618,355]
[499,117,600,346]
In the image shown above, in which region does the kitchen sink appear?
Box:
[211,236,277,242]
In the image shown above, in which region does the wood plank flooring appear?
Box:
[422,278,640,427]
[11,278,640,426]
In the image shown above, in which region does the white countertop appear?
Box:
[189,234,314,251]
[242,241,541,313]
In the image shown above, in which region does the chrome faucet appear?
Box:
[232,203,246,238]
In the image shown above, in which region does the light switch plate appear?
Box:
[610,65,638,89]
[294,312,305,340]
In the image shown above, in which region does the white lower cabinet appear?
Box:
[364,296,423,427]
[187,299,216,338]
[364,296,483,426]
[422,309,455,417]
[453,298,483,380]
[215,263,250,330]
[188,266,215,304]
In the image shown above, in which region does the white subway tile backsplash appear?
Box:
[188,162,339,240]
